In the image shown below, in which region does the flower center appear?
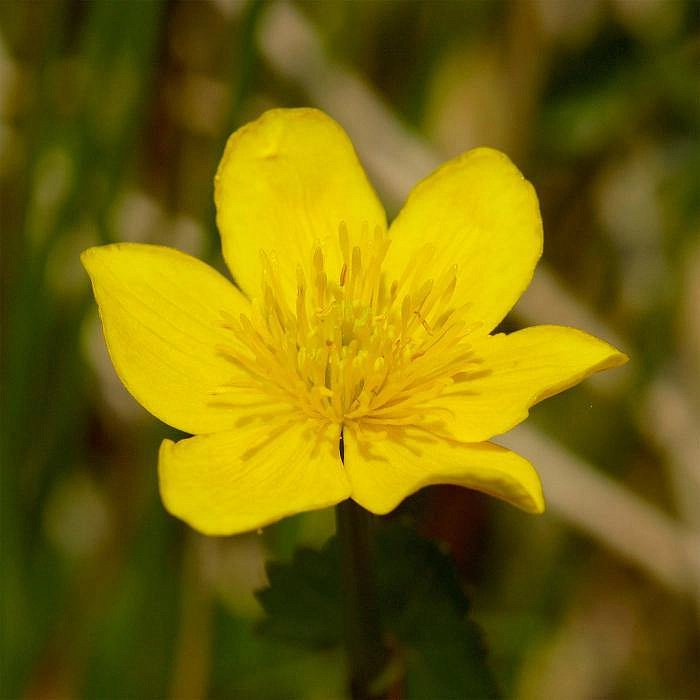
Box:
[218,223,480,430]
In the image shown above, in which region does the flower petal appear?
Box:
[385,147,543,333]
[436,325,628,442]
[215,108,387,305]
[82,243,255,435]
[159,418,350,535]
[344,425,544,514]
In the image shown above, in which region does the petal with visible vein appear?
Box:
[344,425,544,514]
[436,325,628,443]
[82,243,257,435]
[385,147,542,333]
[215,108,387,307]
[159,418,349,535]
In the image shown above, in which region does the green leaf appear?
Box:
[256,545,342,647]
[256,519,499,699]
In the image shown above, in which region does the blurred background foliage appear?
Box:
[1,0,699,698]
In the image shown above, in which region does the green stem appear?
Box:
[335,497,388,699]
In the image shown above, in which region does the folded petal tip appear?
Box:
[522,488,546,515]
[344,427,547,517]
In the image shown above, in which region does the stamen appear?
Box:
[216,223,479,428]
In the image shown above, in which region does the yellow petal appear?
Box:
[385,147,542,333]
[214,108,387,305]
[344,425,544,514]
[436,325,628,442]
[159,418,350,535]
[82,243,255,435]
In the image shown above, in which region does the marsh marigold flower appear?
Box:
[82,108,627,535]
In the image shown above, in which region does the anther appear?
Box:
[413,309,433,334]
[313,247,324,272]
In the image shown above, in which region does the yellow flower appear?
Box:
[82,108,627,535]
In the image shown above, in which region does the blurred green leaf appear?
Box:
[210,611,345,700]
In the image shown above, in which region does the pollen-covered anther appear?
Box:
[220,222,478,427]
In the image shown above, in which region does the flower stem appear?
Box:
[335,495,388,700]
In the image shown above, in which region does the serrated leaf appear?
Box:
[256,543,342,647]
[256,519,499,698]
[377,524,498,699]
